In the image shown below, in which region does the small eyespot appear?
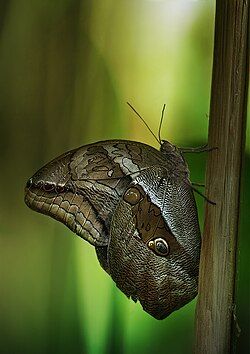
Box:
[56,185,66,193]
[43,182,55,192]
[123,187,141,205]
[147,238,170,257]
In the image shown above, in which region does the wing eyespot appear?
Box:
[42,182,55,192]
[147,238,170,257]
[56,185,66,193]
[123,186,141,205]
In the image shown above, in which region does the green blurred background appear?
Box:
[0,1,249,353]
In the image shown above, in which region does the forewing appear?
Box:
[25,140,165,247]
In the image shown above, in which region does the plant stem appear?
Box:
[195,1,249,353]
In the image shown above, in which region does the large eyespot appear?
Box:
[123,186,141,205]
[147,238,170,257]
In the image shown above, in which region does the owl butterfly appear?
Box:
[25,107,205,320]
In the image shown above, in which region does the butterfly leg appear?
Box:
[192,186,216,205]
[192,182,205,187]
[180,144,218,153]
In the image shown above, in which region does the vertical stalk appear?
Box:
[195,1,249,353]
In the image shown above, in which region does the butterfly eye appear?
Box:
[148,238,170,257]
[123,187,141,205]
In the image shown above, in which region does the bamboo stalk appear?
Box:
[195,1,249,353]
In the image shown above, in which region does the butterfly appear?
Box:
[24,105,208,320]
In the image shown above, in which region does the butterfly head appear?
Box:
[160,139,179,154]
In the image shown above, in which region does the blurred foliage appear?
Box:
[0,1,249,354]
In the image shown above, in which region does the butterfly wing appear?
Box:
[108,167,201,319]
[25,140,166,246]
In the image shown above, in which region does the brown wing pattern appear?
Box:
[123,185,180,253]
[108,168,200,319]
[25,139,201,320]
[25,140,167,246]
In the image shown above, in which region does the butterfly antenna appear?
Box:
[127,102,160,145]
[158,104,166,143]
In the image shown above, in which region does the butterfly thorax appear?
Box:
[160,140,190,182]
